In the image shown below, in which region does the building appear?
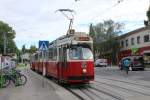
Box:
[21,53,30,62]
[118,26,150,64]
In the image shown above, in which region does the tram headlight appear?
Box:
[83,69,87,73]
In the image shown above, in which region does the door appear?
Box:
[58,47,67,82]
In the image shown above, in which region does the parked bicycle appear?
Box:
[0,70,10,88]
[0,68,27,87]
[9,68,27,86]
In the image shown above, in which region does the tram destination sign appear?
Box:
[39,41,49,51]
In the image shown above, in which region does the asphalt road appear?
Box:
[1,66,150,100]
[95,66,150,81]
[93,66,150,100]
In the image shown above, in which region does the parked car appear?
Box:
[94,59,108,67]
[119,55,145,71]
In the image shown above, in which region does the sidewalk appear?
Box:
[0,68,79,100]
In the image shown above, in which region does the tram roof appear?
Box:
[49,32,91,46]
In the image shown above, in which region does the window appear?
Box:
[131,38,134,45]
[69,47,82,60]
[35,54,38,61]
[144,35,149,42]
[126,39,128,47]
[121,41,124,47]
[39,52,42,60]
[69,46,93,60]
[53,48,57,60]
[137,36,140,44]
[49,48,53,60]
[49,48,57,60]
[82,48,93,60]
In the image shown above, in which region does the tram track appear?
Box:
[88,86,123,100]
[79,88,97,100]
[65,87,85,100]
[65,84,123,100]
[95,80,150,97]
[96,77,150,88]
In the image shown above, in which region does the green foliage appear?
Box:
[147,7,150,21]
[89,24,95,38]
[144,6,150,26]
[22,45,26,53]
[0,20,18,54]
[28,45,37,54]
[21,45,37,55]
[89,20,124,43]
[89,20,124,64]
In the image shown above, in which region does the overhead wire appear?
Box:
[91,0,124,23]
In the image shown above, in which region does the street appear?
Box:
[1,66,150,100]
[95,66,150,81]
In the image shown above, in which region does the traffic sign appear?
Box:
[39,41,49,51]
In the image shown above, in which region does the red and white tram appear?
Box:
[31,30,94,83]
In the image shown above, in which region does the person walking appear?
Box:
[123,58,130,74]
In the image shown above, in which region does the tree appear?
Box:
[144,6,150,26]
[89,23,95,38]
[22,45,26,54]
[147,7,150,22]
[28,45,37,54]
[0,20,18,54]
[89,20,124,64]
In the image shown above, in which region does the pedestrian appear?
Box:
[123,58,130,74]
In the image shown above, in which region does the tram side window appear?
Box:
[53,48,57,60]
[49,48,57,60]
[62,47,67,61]
[39,52,42,61]
[35,54,38,61]
[49,48,53,60]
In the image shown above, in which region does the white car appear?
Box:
[94,59,108,67]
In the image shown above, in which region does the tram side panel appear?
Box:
[31,62,35,70]
[38,62,43,73]
[46,61,58,79]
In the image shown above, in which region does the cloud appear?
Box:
[0,0,149,49]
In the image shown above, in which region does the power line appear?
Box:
[91,0,124,22]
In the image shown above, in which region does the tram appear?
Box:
[31,30,94,83]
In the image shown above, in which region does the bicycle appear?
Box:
[0,70,10,88]
[9,68,27,86]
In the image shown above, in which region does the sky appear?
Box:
[0,0,149,49]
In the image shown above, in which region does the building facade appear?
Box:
[21,53,30,62]
[118,26,150,64]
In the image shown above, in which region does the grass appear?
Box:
[17,63,26,67]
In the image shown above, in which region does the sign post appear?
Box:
[39,41,49,87]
